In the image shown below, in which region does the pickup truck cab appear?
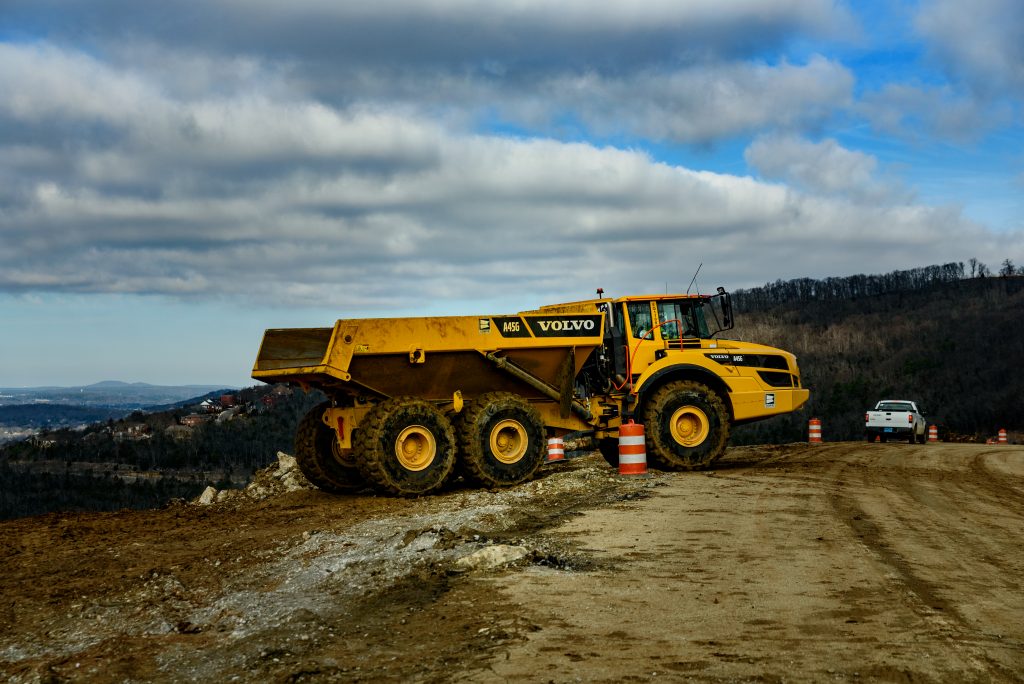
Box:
[865,400,927,443]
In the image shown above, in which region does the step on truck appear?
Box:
[252,289,810,495]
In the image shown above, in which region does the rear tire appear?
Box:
[294,401,362,493]
[457,392,545,488]
[643,381,729,470]
[354,397,456,496]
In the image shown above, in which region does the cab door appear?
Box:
[624,300,661,376]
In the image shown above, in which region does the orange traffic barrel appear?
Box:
[928,425,938,443]
[618,421,648,475]
[998,429,1008,444]
[808,418,822,444]
[546,436,565,462]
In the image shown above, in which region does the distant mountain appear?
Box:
[0,382,234,409]
[0,382,237,433]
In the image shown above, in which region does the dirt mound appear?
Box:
[194,451,315,506]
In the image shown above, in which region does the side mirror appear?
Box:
[717,287,734,329]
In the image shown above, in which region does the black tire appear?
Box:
[642,381,729,470]
[598,437,619,468]
[294,401,362,493]
[353,397,456,496]
[456,392,545,488]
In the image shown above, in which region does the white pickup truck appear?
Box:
[865,400,927,443]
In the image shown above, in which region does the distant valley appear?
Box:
[0,381,235,441]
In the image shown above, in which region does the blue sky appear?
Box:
[1,0,1022,388]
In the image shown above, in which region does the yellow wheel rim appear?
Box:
[395,425,436,471]
[669,406,710,447]
[489,419,529,464]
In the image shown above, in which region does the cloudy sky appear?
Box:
[1,0,1022,387]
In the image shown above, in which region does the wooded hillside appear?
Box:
[0,387,323,519]
[729,264,1024,443]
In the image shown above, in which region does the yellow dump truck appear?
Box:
[252,289,809,495]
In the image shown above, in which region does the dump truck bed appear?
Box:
[252,312,605,402]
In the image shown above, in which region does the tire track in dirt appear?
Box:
[826,444,1024,681]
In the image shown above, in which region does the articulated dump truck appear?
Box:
[252,289,809,496]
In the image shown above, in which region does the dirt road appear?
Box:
[2,442,1023,682]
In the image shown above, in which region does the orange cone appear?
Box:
[808,418,822,444]
[618,421,647,475]
[546,436,565,462]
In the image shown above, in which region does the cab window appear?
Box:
[626,301,653,339]
[657,301,707,339]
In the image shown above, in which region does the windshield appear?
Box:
[877,402,914,412]
[656,300,709,339]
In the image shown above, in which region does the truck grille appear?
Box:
[758,370,794,387]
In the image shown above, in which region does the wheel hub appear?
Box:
[395,425,436,471]
[669,406,710,447]
[490,419,528,464]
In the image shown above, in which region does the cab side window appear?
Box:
[657,301,700,339]
[627,302,653,339]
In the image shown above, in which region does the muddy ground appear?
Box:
[2,442,1023,683]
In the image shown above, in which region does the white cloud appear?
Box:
[1,35,1020,314]
[4,0,854,66]
[858,83,1014,142]
[744,134,912,203]
[916,0,1024,97]
[1,87,1012,309]
[0,43,157,125]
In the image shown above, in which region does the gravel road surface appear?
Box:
[2,442,1022,683]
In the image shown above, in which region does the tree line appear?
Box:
[731,259,1020,313]
[730,269,1024,444]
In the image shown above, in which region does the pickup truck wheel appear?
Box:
[457,392,544,488]
[294,401,362,493]
[643,381,729,470]
[354,397,456,496]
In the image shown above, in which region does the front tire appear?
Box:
[294,401,362,493]
[456,392,545,488]
[643,381,729,470]
[354,397,456,496]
